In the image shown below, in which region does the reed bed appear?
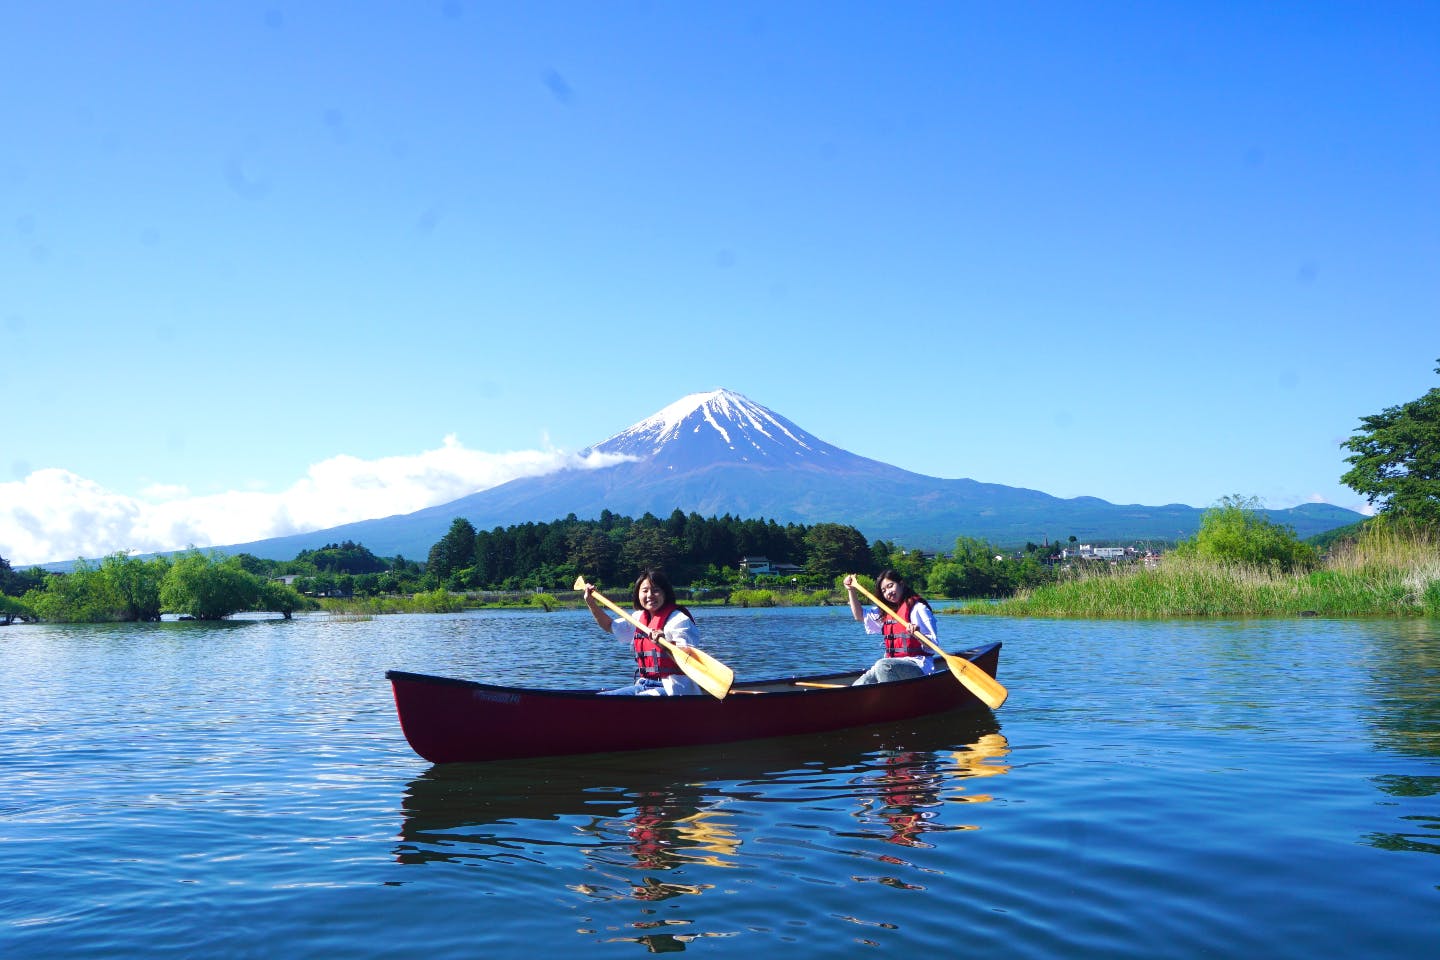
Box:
[966,526,1440,618]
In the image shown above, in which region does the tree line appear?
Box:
[1,551,308,624]
[1,511,1066,623]
[426,509,873,590]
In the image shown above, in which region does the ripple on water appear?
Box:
[3,612,1438,958]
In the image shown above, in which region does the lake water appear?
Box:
[3,606,1437,957]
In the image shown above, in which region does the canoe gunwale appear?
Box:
[385,641,999,700]
[387,641,1002,763]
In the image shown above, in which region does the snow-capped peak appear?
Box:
[593,389,838,466]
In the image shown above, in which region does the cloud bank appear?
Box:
[0,436,630,567]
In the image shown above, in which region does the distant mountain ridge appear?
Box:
[223,389,1365,562]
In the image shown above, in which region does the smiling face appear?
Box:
[879,576,904,605]
[637,578,666,612]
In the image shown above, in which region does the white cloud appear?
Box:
[0,439,632,566]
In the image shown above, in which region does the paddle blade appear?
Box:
[662,638,735,700]
[943,654,1009,709]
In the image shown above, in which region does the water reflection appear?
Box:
[843,732,1011,853]
[395,757,746,875]
[1364,621,1440,759]
[1366,774,1440,855]
[394,712,1008,902]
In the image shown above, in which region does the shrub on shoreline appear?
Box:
[964,525,1439,618]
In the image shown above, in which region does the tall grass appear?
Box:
[966,525,1440,618]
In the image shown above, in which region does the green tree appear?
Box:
[883,547,929,588]
[293,541,387,575]
[257,578,307,618]
[231,552,276,577]
[1173,494,1318,570]
[928,536,1013,597]
[619,524,679,573]
[100,553,169,621]
[1,593,33,623]
[568,527,619,584]
[428,518,478,581]
[25,559,126,622]
[160,551,264,620]
[1341,360,1440,526]
[1,556,46,597]
[802,523,871,582]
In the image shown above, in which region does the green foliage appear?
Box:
[257,579,310,618]
[802,523,871,582]
[101,553,169,621]
[405,588,466,613]
[21,553,169,622]
[0,592,33,622]
[428,519,479,581]
[293,541,389,575]
[1173,495,1318,571]
[936,537,1009,596]
[874,542,928,587]
[1425,580,1440,616]
[1,555,47,597]
[445,511,819,590]
[25,558,127,622]
[160,551,264,620]
[1342,359,1440,526]
[619,519,680,573]
[976,523,1440,618]
[729,588,778,607]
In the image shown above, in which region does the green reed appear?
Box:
[966,525,1440,618]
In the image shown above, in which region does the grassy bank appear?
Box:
[960,526,1440,618]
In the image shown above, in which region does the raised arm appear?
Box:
[583,583,615,633]
[843,574,865,622]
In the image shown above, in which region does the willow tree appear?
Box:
[160,551,263,620]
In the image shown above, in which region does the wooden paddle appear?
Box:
[848,576,1008,708]
[573,576,734,699]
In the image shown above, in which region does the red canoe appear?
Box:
[387,641,1002,763]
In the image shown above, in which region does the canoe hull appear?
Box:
[387,641,1001,763]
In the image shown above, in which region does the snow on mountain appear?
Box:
[217,389,1366,561]
[590,388,868,471]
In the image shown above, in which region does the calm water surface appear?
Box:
[3,607,1437,957]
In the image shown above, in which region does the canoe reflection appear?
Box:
[395,711,1008,897]
[853,732,1012,850]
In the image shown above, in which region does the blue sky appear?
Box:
[3,1,1436,566]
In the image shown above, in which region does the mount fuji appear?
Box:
[226,389,1363,560]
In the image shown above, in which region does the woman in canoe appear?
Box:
[843,571,943,685]
[583,568,704,696]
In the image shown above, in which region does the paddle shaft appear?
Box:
[576,577,733,699]
[587,585,671,643]
[849,577,1008,708]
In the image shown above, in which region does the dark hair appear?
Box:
[874,569,914,601]
[631,568,695,621]
[875,569,930,613]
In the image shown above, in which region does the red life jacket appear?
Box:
[633,604,684,679]
[882,596,930,658]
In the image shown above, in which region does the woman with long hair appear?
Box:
[843,569,942,685]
